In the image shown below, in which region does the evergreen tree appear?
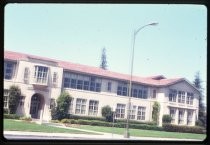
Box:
[100,47,108,70]
[193,72,206,127]
[8,85,21,114]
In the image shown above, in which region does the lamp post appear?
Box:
[124,22,158,138]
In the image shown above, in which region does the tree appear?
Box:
[152,101,160,125]
[100,47,108,70]
[8,85,21,114]
[101,105,113,122]
[193,72,206,127]
[51,91,72,120]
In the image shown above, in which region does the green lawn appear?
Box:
[3,119,98,135]
[70,125,206,140]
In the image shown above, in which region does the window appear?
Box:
[4,62,15,79]
[95,83,101,92]
[52,72,58,86]
[138,90,142,98]
[107,82,112,92]
[75,98,86,114]
[152,90,156,99]
[50,98,56,109]
[19,96,25,106]
[187,110,193,125]
[63,72,71,88]
[143,90,148,99]
[117,86,122,95]
[178,110,184,124]
[63,72,101,92]
[116,104,126,119]
[23,67,29,83]
[178,91,185,103]
[170,108,176,123]
[68,98,74,114]
[88,100,99,116]
[117,82,128,96]
[186,93,194,105]
[83,81,89,90]
[4,90,9,109]
[133,89,138,97]
[169,89,177,102]
[70,79,77,88]
[137,106,146,120]
[77,80,83,89]
[34,66,48,84]
[129,105,136,120]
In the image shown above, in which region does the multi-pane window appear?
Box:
[178,110,184,124]
[132,89,138,97]
[34,66,48,84]
[52,72,58,86]
[107,82,112,92]
[63,72,101,92]
[68,98,74,114]
[75,98,86,114]
[77,80,83,89]
[88,100,99,116]
[187,110,193,125]
[4,90,9,109]
[19,96,25,106]
[143,90,148,99]
[152,90,156,99]
[116,104,126,118]
[117,82,128,96]
[170,108,176,123]
[137,106,146,120]
[178,91,185,103]
[23,67,29,83]
[186,93,194,105]
[50,98,56,109]
[129,105,136,120]
[4,62,15,79]
[169,89,177,102]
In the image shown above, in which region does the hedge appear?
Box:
[59,118,163,131]
[67,114,106,121]
[162,123,205,134]
[116,119,157,126]
[4,114,21,119]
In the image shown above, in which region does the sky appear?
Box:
[4,4,207,102]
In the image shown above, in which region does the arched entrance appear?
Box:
[30,93,44,119]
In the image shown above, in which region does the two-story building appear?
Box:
[4,50,200,126]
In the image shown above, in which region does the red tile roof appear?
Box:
[4,50,184,87]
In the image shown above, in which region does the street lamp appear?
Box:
[124,22,158,138]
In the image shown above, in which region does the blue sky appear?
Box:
[4,4,207,99]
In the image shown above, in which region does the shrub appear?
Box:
[162,115,172,123]
[50,120,60,123]
[162,123,205,134]
[20,116,32,121]
[4,114,21,119]
[101,105,113,122]
[4,108,9,114]
[51,91,72,120]
[152,101,160,124]
[68,115,106,121]
[8,85,21,114]
[61,118,71,123]
[116,119,156,125]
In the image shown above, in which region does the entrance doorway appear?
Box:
[30,93,44,119]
